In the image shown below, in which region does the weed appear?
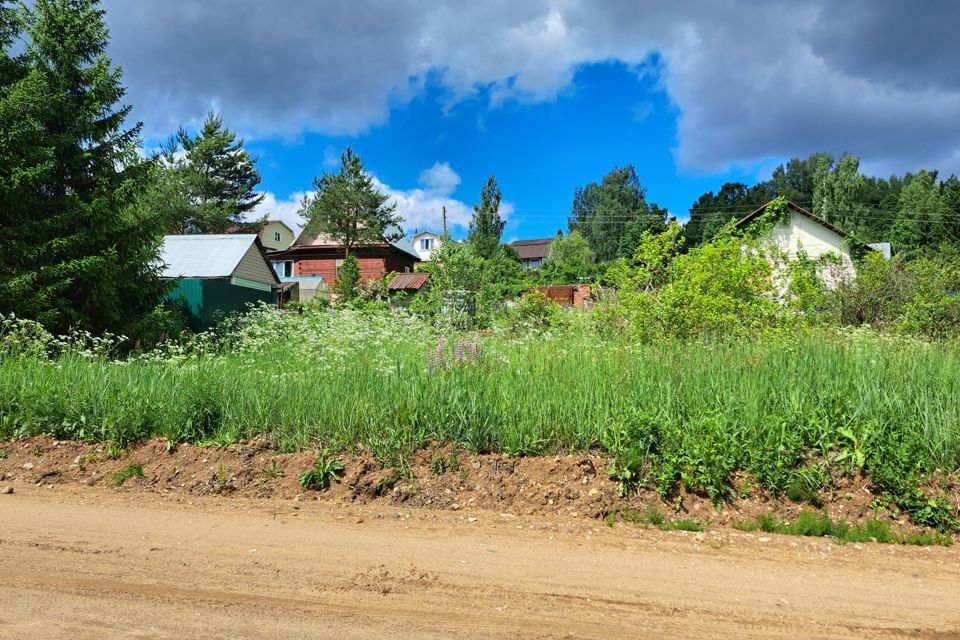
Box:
[0,447,7,459]
[604,504,669,528]
[299,450,344,491]
[32,445,41,457]
[111,463,144,486]
[215,463,229,492]
[733,510,951,546]
[260,460,284,480]
[104,443,122,460]
[662,518,705,532]
[165,439,177,454]
[429,450,461,476]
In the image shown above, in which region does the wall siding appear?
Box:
[233,243,279,285]
[281,247,417,287]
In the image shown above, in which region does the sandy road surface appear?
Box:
[1,484,959,639]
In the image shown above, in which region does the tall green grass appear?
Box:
[1,308,958,527]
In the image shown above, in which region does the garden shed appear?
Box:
[160,234,282,331]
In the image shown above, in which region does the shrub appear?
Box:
[333,254,361,301]
[299,451,345,490]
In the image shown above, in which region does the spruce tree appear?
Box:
[0,0,166,334]
[299,147,402,256]
[467,176,506,259]
[165,112,265,233]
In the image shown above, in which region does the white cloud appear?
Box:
[103,1,960,175]
[372,162,513,238]
[249,191,308,234]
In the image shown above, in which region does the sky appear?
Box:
[101,0,960,241]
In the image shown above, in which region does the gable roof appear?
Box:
[291,226,420,260]
[733,200,849,238]
[159,234,279,284]
[511,238,554,260]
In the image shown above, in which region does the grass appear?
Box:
[733,510,952,546]
[605,505,705,532]
[111,463,144,486]
[1,306,958,529]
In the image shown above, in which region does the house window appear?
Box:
[420,238,435,251]
[335,259,344,276]
[271,260,293,278]
[274,231,281,243]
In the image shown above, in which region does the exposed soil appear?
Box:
[1,436,955,536]
[2,476,960,639]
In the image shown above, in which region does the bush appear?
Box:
[333,254,361,301]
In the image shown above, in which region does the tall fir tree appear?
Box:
[0,0,167,334]
[299,147,402,256]
[161,112,265,233]
[467,176,506,259]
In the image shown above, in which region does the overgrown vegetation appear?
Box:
[2,302,959,532]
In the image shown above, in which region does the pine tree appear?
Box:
[467,176,506,259]
[164,112,265,233]
[0,0,167,334]
[299,147,402,256]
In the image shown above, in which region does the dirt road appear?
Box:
[1,484,959,639]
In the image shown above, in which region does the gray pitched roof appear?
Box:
[160,234,262,279]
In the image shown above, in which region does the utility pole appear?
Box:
[442,205,447,236]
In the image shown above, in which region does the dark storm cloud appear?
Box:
[101,0,960,175]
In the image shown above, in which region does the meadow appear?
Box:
[2,305,959,529]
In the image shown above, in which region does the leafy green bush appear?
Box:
[299,451,345,490]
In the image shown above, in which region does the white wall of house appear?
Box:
[760,210,855,286]
[411,231,441,261]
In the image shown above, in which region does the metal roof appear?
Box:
[159,234,260,278]
[511,238,553,260]
[388,272,430,290]
[291,226,421,260]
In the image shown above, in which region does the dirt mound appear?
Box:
[0,436,950,537]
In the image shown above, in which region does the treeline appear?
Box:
[0,1,267,338]
[682,153,960,255]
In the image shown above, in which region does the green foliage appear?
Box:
[537,231,596,285]
[152,111,265,234]
[2,305,959,531]
[0,0,168,336]
[111,462,143,486]
[602,223,779,341]
[570,165,669,261]
[333,254,361,302]
[299,450,345,490]
[683,182,759,245]
[827,252,960,337]
[411,237,529,328]
[467,176,506,259]
[260,460,284,480]
[734,510,951,546]
[891,169,949,256]
[299,147,402,254]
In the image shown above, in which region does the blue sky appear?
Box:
[110,1,960,241]
[235,61,760,241]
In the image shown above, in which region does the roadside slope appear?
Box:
[1,484,958,639]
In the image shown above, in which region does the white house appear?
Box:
[733,200,860,286]
[411,230,441,261]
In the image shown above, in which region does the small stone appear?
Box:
[758,537,770,543]
[471,461,481,470]
[1,486,13,495]
[468,517,478,523]
[85,477,96,486]
[73,456,82,465]
[587,488,599,497]
[22,462,34,471]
